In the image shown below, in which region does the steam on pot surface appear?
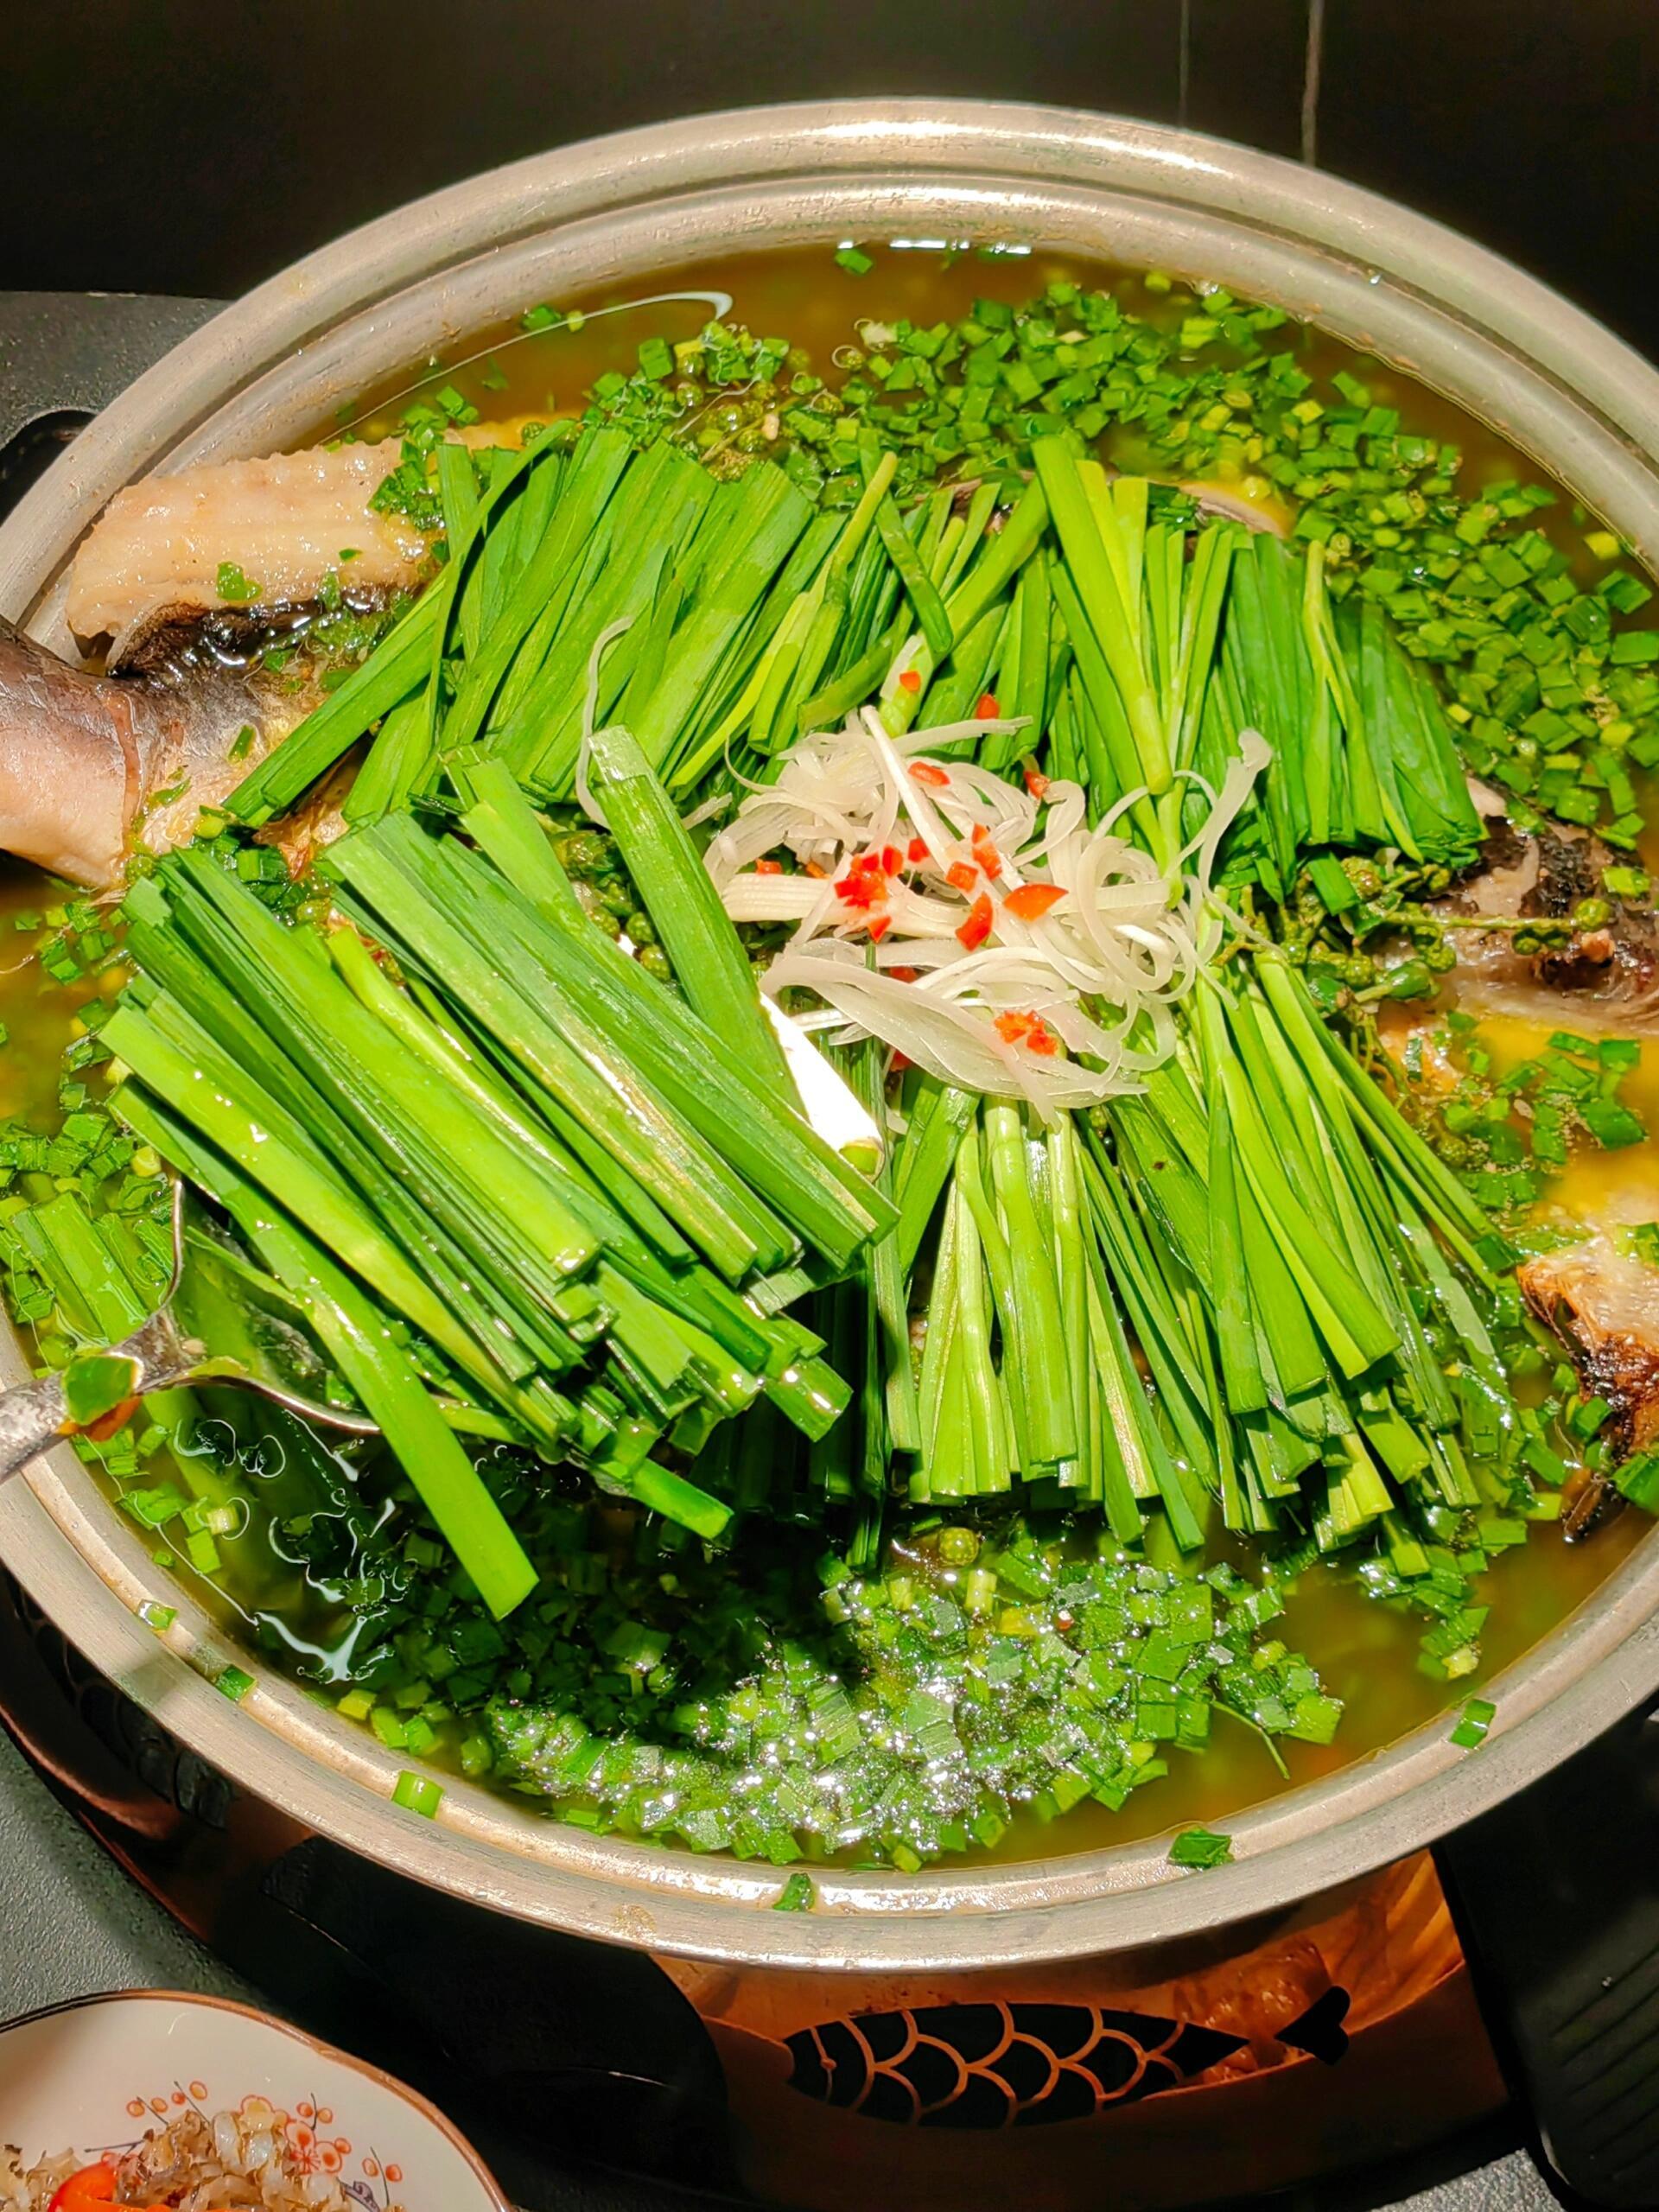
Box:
[5,237,1656,1891]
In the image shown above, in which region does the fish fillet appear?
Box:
[1520,1235,1659,1531]
[1520,1236,1659,1443]
[1429,798,1659,1031]
[64,438,430,644]
[64,421,533,645]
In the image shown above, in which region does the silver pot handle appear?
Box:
[0,1371,71,1484]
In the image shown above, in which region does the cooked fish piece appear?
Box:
[0,616,304,886]
[64,435,432,647]
[63,419,533,649]
[1519,1235,1659,1532]
[1179,480,1292,536]
[1432,787,1659,1031]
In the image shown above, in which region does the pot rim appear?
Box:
[4,96,1659,1974]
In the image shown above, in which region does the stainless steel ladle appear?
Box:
[0,1014,887,1487]
[0,1179,378,1486]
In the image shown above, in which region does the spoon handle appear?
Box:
[0,1312,191,1486]
[0,1371,72,1485]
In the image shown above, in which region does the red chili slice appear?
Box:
[909,762,950,787]
[907,836,929,863]
[880,844,903,874]
[867,914,893,943]
[945,861,979,894]
[48,2171,117,2212]
[888,965,918,982]
[1024,764,1050,800]
[976,691,1001,720]
[835,872,884,910]
[899,668,922,694]
[1003,882,1067,921]
[957,893,993,950]
[754,858,783,874]
[83,1396,143,1443]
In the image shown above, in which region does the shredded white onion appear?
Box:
[575,616,637,829]
[706,709,1269,1117]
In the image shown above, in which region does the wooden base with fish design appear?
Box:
[657,1853,1503,2210]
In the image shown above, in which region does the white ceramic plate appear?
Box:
[0,1990,511,2209]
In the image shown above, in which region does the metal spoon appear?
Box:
[0,1012,884,1488]
[0,1180,377,1487]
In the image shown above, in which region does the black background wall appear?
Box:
[9,0,1659,360]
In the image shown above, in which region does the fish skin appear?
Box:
[1178,480,1293,537]
[1520,1235,1659,1451]
[1520,1234,1659,1533]
[1430,796,1659,1031]
[64,436,430,645]
[64,420,536,647]
[0,617,293,887]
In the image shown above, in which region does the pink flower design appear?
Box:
[284,2119,323,2174]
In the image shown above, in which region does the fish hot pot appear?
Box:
[4,99,1659,2208]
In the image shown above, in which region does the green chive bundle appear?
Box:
[185,422,1548,1618]
[105,793,895,1612]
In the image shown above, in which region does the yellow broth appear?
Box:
[13,244,1656,1863]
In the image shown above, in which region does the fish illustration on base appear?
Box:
[782,1988,1351,2128]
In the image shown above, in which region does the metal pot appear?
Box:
[4,99,1659,1978]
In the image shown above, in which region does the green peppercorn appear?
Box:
[1573,897,1612,930]
[638,944,674,983]
[1513,928,1542,955]
[575,881,623,937]
[1343,858,1382,899]
[1382,959,1435,1001]
[626,911,658,946]
[1303,963,1350,1012]
[557,830,611,877]
[597,877,634,918]
[1424,940,1459,974]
